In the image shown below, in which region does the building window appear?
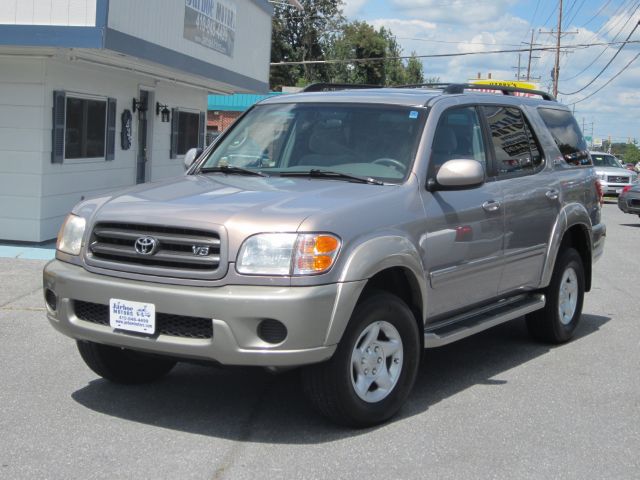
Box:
[177,111,200,155]
[51,91,116,164]
[65,97,107,159]
[170,109,205,158]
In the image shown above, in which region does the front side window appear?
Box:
[483,106,543,176]
[65,97,106,159]
[199,103,427,183]
[538,108,591,166]
[429,106,486,173]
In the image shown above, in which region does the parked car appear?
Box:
[44,83,605,427]
[591,151,638,195]
[617,184,640,217]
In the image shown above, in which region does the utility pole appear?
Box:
[525,29,540,82]
[539,1,577,96]
[512,54,523,80]
[553,0,563,97]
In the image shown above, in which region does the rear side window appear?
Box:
[483,106,543,176]
[538,108,591,166]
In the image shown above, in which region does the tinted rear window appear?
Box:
[538,108,591,166]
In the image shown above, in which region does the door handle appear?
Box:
[482,200,501,212]
[545,189,559,200]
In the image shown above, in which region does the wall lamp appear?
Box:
[156,102,171,122]
[132,97,147,113]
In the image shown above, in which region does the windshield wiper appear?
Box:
[199,165,267,177]
[279,169,384,185]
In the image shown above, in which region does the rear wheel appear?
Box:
[77,340,176,384]
[302,292,420,427]
[526,247,585,343]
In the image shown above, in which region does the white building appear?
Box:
[0,0,275,242]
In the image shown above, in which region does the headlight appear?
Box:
[56,214,86,255]
[596,173,606,181]
[236,233,341,276]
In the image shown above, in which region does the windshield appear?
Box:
[197,103,427,183]
[591,153,623,168]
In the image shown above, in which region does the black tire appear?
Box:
[76,340,176,384]
[302,292,421,428]
[526,247,585,343]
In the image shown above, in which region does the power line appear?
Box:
[270,40,640,66]
[568,51,640,105]
[559,20,639,95]
[578,0,613,29]
[561,1,640,81]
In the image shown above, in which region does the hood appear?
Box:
[76,173,403,254]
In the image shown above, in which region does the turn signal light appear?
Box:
[294,234,341,275]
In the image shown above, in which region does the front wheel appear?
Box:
[526,247,585,343]
[77,340,176,384]
[302,292,420,427]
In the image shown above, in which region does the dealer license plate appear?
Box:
[615,188,623,193]
[109,298,156,334]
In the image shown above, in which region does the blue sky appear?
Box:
[342,0,640,144]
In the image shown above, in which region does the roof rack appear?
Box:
[301,83,384,92]
[442,83,556,101]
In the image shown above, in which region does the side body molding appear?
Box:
[323,235,427,345]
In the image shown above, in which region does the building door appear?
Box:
[136,90,149,184]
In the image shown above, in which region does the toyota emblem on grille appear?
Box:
[134,236,158,255]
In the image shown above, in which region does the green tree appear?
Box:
[624,143,640,164]
[269,0,345,90]
[404,52,424,85]
[332,21,388,85]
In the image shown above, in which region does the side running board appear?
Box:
[424,294,545,348]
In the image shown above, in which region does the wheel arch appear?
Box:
[541,204,593,292]
[325,236,426,345]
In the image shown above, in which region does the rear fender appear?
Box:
[540,203,591,288]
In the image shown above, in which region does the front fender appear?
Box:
[323,236,427,345]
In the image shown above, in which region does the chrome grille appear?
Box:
[74,300,213,339]
[607,175,630,184]
[88,223,221,273]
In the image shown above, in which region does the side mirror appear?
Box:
[184,147,203,170]
[430,159,485,190]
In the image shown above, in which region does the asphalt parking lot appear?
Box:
[1,201,639,480]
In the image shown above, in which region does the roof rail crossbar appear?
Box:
[301,83,384,92]
[396,82,452,89]
[443,83,556,101]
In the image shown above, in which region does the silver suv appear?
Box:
[44,83,606,427]
[590,151,638,195]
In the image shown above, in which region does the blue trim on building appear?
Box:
[0,25,104,48]
[104,28,268,93]
[208,92,283,111]
[95,0,110,28]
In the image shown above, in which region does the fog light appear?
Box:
[45,289,58,311]
[257,319,287,344]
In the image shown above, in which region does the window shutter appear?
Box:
[170,108,179,159]
[106,97,116,160]
[198,111,206,148]
[51,90,66,163]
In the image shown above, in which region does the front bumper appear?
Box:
[601,181,634,195]
[43,260,366,367]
